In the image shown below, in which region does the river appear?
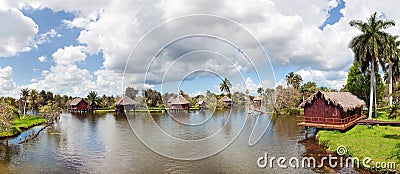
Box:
[0,108,322,173]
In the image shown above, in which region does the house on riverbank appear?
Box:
[170,95,190,111]
[68,98,90,112]
[115,95,139,112]
[297,91,365,130]
[221,96,232,107]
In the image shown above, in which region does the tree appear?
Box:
[257,87,264,95]
[87,91,100,110]
[0,99,16,132]
[39,101,60,123]
[275,85,301,114]
[300,82,318,100]
[349,12,395,119]
[383,35,400,107]
[20,88,30,117]
[125,87,138,100]
[285,72,303,89]
[143,88,162,107]
[219,77,232,97]
[29,89,38,115]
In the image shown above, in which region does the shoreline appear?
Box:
[0,116,46,140]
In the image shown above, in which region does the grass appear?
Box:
[0,116,46,138]
[375,107,400,122]
[317,125,400,171]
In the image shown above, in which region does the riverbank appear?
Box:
[0,116,46,139]
[316,125,400,172]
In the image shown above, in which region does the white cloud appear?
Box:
[52,45,87,65]
[0,8,38,57]
[33,29,62,47]
[0,66,17,96]
[38,55,46,62]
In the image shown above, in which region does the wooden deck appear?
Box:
[296,114,365,130]
[357,119,400,126]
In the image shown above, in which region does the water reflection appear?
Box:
[0,110,318,173]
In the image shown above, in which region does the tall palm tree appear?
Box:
[384,35,400,107]
[87,91,99,110]
[285,72,303,89]
[20,88,30,117]
[30,89,38,115]
[219,77,232,97]
[257,87,264,95]
[349,12,395,119]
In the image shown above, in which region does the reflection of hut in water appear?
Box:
[170,95,190,111]
[221,96,232,107]
[115,95,139,112]
[253,96,262,106]
[68,98,90,112]
[198,100,206,109]
[297,91,365,130]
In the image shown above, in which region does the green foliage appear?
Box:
[343,61,385,105]
[300,81,318,99]
[275,85,301,113]
[285,72,303,89]
[125,87,138,100]
[143,88,162,107]
[219,77,232,97]
[87,91,100,109]
[0,99,16,132]
[317,125,400,170]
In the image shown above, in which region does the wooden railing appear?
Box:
[296,114,363,125]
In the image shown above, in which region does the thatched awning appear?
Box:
[221,96,232,102]
[69,98,86,106]
[171,95,190,105]
[253,96,262,101]
[298,91,365,112]
[115,95,138,106]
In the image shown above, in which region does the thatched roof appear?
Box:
[171,95,190,105]
[116,95,138,106]
[253,96,262,101]
[298,91,365,112]
[69,98,86,106]
[221,96,232,102]
[167,96,175,103]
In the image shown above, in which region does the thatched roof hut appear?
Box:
[253,96,262,101]
[68,98,89,111]
[298,91,365,112]
[297,91,366,130]
[170,95,190,110]
[115,95,139,106]
[221,96,232,102]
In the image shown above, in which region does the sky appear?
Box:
[0,0,400,98]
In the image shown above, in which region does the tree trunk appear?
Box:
[374,72,377,119]
[368,63,374,120]
[23,100,26,117]
[389,63,393,107]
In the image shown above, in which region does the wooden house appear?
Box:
[68,98,89,112]
[297,91,365,130]
[221,96,232,107]
[115,95,138,112]
[253,96,262,106]
[170,95,190,110]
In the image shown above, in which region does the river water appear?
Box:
[0,108,321,173]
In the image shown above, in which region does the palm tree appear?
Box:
[219,77,232,97]
[285,72,303,89]
[30,89,38,115]
[384,35,400,107]
[349,12,395,119]
[87,91,99,110]
[257,87,264,95]
[20,88,30,117]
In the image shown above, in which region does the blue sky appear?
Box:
[0,0,398,98]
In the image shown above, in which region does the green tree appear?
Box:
[285,72,303,89]
[87,91,100,110]
[300,82,318,100]
[257,87,264,95]
[143,88,162,107]
[348,12,395,119]
[125,87,138,100]
[29,89,38,115]
[20,88,30,118]
[219,77,232,97]
[383,35,400,107]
